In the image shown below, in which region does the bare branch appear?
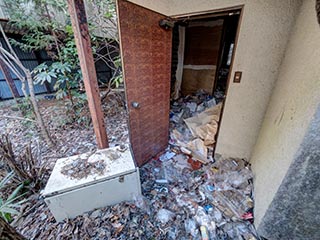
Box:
[0,43,28,72]
[0,53,26,81]
[0,115,37,122]
[0,24,22,65]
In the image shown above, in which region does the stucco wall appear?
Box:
[129,0,302,159]
[251,0,320,227]
[126,0,169,15]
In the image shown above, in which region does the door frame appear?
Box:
[171,5,245,154]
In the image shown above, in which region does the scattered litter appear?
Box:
[132,193,150,214]
[200,225,210,240]
[159,150,176,162]
[187,138,208,163]
[180,146,192,155]
[186,102,197,112]
[170,90,222,163]
[185,218,198,237]
[188,158,202,170]
[184,103,222,145]
[3,90,258,239]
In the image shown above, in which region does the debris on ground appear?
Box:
[170,89,223,163]
[14,156,257,239]
[2,90,258,239]
[60,156,106,180]
[184,103,222,145]
[0,91,129,166]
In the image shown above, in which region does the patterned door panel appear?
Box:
[117,0,172,166]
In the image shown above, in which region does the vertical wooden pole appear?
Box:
[0,56,20,98]
[67,0,109,149]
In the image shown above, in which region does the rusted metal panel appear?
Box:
[67,0,108,149]
[117,0,172,166]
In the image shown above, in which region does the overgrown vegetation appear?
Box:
[0,172,25,223]
[0,1,122,236]
[0,25,54,146]
[0,170,26,239]
[4,0,122,125]
[0,135,48,191]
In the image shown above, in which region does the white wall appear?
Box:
[251,0,320,227]
[126,0,169,15]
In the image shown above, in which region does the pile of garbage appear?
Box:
[14,90,258,239]
[132,90,258,239]
[169,90,224,164]
[138,156,257,239]
[16,155,257,239]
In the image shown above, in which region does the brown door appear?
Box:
[117,0,172,166]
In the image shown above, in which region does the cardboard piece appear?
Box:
[184,103,222,146]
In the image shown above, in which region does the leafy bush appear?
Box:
[0,172,25,222]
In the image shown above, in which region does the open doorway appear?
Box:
[116,3,257,238]
[117,0,242,166]
[170,9,241,161]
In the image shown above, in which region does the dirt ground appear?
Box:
[0,92,129,169]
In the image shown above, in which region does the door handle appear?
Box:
[131,101,140,109]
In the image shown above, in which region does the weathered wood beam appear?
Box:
[0,56,20,98]
[67,0,109,149]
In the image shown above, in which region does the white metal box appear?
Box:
[42,146,141,222]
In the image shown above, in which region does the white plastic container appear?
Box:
[42,146,141,222]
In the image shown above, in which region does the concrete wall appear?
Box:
[250,0,320,228]
[257,105,320,239]
[129,0,302,159]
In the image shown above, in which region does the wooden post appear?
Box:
[0,56,20,98]
[67,0,109,149]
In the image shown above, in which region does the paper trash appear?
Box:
[184,103,222,146]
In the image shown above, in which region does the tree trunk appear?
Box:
[0,24,54,148]
[26,71,54,147]
[0,57,20,99]
[0,217,26,240]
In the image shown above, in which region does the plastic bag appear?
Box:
[156,209,175,224]
[195,207,217,239]
[132,193,150,215]
[212,190,249,219]
[184,218,198,237]
[223,222,258,240]
[214,168,253,189]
